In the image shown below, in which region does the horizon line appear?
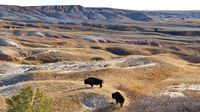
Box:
[0,4,200,11]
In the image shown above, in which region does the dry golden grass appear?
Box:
[0,21,200,112]
[18,80,129,112]
[0,97,6,112]
[26,54,197,96]
[0,53,196,112]
[24,48,117,63]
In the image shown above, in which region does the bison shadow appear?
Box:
[64,86,92,93]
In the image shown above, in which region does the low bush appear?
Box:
[6,86,52,112]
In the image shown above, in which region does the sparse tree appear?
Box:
[6,86,33,112]
[6,86,52,112]
[32,89,52,112]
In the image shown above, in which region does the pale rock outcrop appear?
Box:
[0,49,19,61]
[0,39,19,47]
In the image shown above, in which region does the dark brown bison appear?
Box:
[112,92,125,107]
[84,77,103,88]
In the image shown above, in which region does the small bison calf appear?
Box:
[112,92,125,107]
[84,77,103,88]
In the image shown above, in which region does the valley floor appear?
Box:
[0,20,200,112]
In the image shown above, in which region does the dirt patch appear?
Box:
[82,93,110,109]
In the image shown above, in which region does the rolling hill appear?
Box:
[0,5,200,23]
[0,4,200,112]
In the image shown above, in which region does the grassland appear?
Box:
[0,20,199,112]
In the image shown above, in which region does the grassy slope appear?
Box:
[0,20,200,111]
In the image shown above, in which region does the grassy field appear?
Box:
[0,20,200,112]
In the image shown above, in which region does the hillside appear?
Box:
[0,5,200,112]
[1,5,200,23]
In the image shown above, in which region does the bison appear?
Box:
[112,92,125,107]
[84,77,103,88]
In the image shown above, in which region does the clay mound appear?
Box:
[0,49,19,61]
[119,57,150,67]
[35,32,45,37]
[81,36,108,43]
[60,34,74,39]
[27,31,45,37]
[0,39,19,47]
[13,30,26,36]
[44,32,62,38]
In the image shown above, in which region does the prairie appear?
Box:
[0,17,200,112]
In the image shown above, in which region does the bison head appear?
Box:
[84,79,89,85]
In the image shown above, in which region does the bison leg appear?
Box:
[115,100,118,104]
[99,83,102,88]
[120,102,124,107]
[90,84,93,87]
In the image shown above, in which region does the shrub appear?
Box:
[32,88,52,112]
[6,86,52,112]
